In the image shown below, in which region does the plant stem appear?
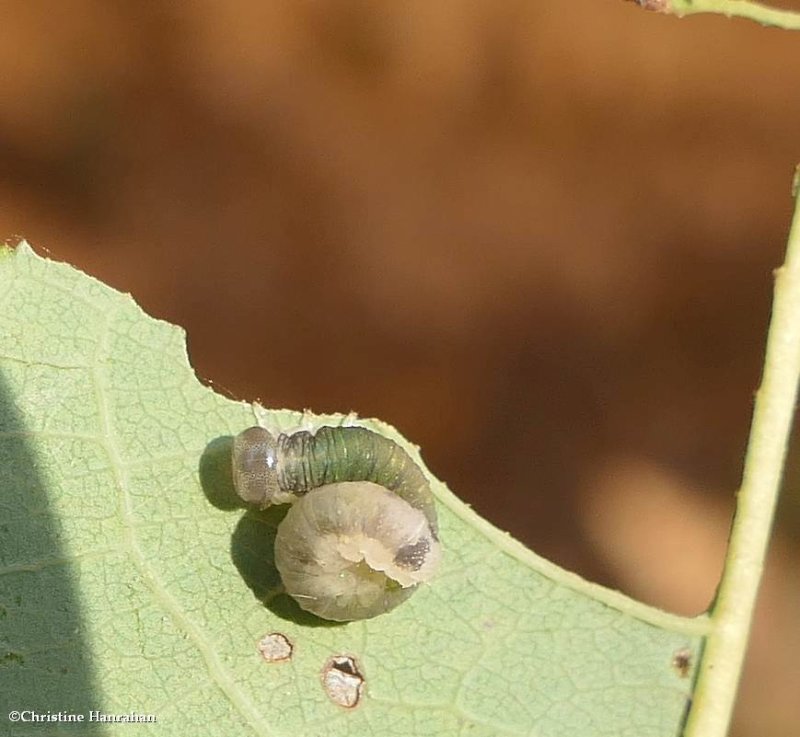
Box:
[652,0,800,29]
[684,167,800,736]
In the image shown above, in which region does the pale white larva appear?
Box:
[231,425,441,622]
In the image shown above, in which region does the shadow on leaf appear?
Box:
[0,371,104,727]
[199,435,343,627]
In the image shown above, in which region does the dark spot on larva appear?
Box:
[257,632,293,663]
[322,655,364,708]
[672,647,692,678]
[393,538,430,571]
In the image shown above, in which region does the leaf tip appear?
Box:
[1,239,46,268]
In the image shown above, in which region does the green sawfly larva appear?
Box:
[231,425,441,622]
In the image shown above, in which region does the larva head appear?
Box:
[274,481,442,621]
[231,426,289,508]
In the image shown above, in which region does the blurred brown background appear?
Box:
[1,2,799,734]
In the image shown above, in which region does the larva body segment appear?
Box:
[277,426,438,536]
[275,482,441,621]
[231,424,442,621]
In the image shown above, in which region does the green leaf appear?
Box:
[0,242,704,736]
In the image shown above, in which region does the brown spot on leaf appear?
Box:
[257,632,293,663]
[322,655,364,708]
[672,647,692,678]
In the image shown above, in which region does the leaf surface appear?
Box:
[0,243,704,736]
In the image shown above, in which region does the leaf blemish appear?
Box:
[322,655,364,708]
[1,651,25,666]
[672,647,693,678]
[257,632,293,663]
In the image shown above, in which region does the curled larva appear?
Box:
[231,425,441,621]
[276,482,441,621]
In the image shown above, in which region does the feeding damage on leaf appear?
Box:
[321,655,365,708]
[257,632,293,663]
